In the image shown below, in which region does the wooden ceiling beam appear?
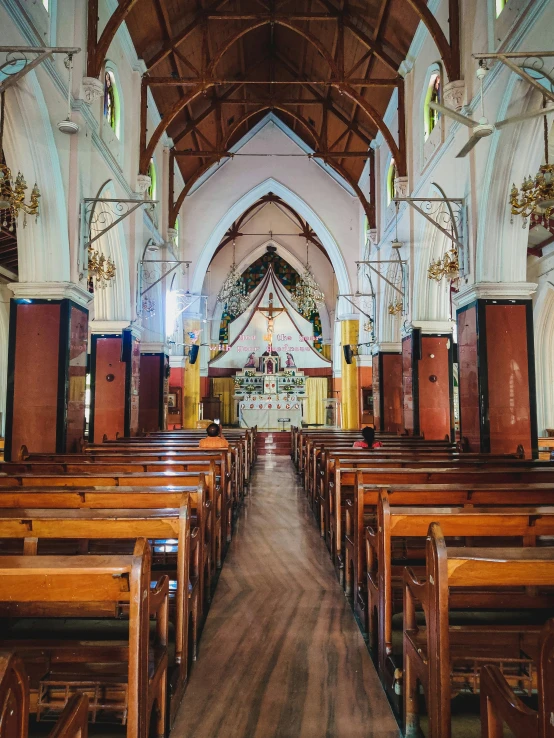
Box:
[144,77,399,87]
[403,0,460,80]
[87,0,143,78]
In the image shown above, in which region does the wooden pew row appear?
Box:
[403,523,554,738]
[86,440,247,505]
[0,461,226,580]
[361,490,554,708]
[480,618,554,738]
[149,427,257,469]
[2,459,226,571]
[0,651,89,738]
[0,494,200,725]
[0,539,168,738]
[330,464,554,583]
[314,449,531,531]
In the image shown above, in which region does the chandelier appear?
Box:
[217,240,250,315]
[388,298,402,316]
[510,101,554,227]
[87,245,116,289]
[0,93,40,231]
[428,247,460,282]
[291,241,324,318]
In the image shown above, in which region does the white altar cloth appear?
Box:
[239,404,302,430]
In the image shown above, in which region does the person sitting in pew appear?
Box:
[353,426,383,450]
[199,423,229,449]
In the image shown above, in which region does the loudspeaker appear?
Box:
[189,344,199,364]
[343,344,353,365]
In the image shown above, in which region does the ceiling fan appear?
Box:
[429,65,554,158]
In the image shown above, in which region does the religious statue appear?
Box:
[257,292,285,347]
[244,352,256,368]
[285,352,296,368]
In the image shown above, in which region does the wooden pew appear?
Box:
[3,459,226,571]
[362,491,554,706]
[480,618,554,738]
[403,523,554,738]
[349,479,554,630]
[0,496,197,724]
[330,464,554,582]
[0,539,168,738]
[0,651,89,738]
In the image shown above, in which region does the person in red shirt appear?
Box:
[353,426,383,449]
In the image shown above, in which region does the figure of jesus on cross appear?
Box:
[257,292,285,353]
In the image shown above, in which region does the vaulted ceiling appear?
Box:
[123,0,423,198]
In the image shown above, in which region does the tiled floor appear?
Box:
[172,456,400,738]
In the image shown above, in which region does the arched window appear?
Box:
[103,70,120,138]
[496,0,507,17]
[148,160,157,200]
[386,159,396,206]
[424,72,441,140]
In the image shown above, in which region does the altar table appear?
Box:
[239,405,303,430]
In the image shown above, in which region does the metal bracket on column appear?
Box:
[82,197,158,251]
[0,46,80,93]
[140,259,192,295]
[355,260,407,296]
[473,51,554,103]
[394,183,466,275]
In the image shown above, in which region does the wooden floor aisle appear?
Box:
[172,456,400,738]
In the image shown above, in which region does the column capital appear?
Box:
[410,320,456,334]
[89,320,131,335]
[371,342,401,355]
[454,282,537,309]
[9,281,92,309]
[356,355,373,367]
[141,342,169,354]
[169,356,186,368]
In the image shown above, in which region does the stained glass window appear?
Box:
[424,72,441,140]
[218,251,323,350]
[148,160,157,200]
[386,159,396,206]
[103,70,120,138]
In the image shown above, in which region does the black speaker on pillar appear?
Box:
[343,344,353,365]
[189,344,200,364]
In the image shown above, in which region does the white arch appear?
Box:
[4,73,70,282]
[191,178,351,297]
[208,238,332,342]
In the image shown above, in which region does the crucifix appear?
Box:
[257,292,285,351]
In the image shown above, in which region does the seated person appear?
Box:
[199,422,229,449]
[353,426,383,449]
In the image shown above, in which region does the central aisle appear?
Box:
[172,456,400,738]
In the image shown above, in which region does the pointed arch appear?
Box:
[191,178,351,297]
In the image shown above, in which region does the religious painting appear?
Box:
[285,352,296,368]
[168,393,177,408]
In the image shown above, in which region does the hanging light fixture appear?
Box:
[0,92,40,230]
[388,298,403,316]
[428,247,460,282]
[510,98,554,227]
[142,295,156,317]
[291,240,324,318]
[391,201,402,249]
[87,245,116,288]
[217,240,250,315]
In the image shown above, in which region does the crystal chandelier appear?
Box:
[428,247,460,282]
[217,240,250,315]
[291,241,324,318]
[87,245,116,289]
[0,92,40,231]
[388,298,402,316]
[510,101,554,227]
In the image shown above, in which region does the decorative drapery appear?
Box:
[212,377,235,425]
[304,377,330,425]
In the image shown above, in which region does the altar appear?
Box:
[208,261,332,429]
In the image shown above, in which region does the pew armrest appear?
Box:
[47,693,90,738]
[480,665,538,738]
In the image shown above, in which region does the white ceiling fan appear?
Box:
[429,65,554,158]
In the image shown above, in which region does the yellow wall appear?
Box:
[341,320,359,429]
[183,319,200,428]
